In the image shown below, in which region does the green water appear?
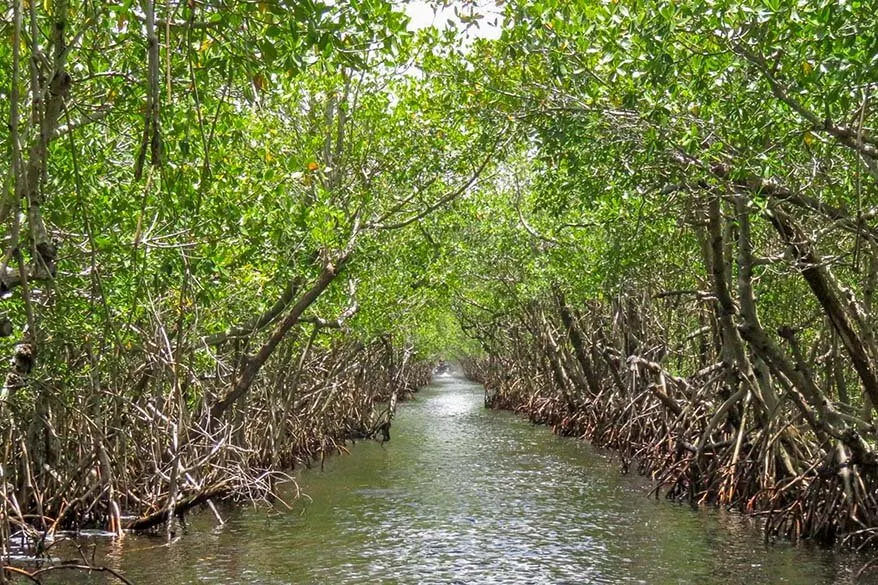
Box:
[37,376,876,584]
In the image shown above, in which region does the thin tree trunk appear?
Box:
[554,290,601,397]
[210,256,351,419]
[769,206,878,418]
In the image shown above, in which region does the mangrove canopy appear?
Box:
[1,0,878,554]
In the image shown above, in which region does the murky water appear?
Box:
[35,376,877,584]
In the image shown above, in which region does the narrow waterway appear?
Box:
[42,376,874,584]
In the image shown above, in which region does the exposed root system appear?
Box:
[1,335,431,559]
[462,289,878,549]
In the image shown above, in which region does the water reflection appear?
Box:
[39,376,877,584]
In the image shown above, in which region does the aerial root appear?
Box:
[464,354,878,548]
[1,340,433,559]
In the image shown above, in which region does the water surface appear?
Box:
[39,376,875,584]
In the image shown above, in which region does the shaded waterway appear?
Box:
[40,376,876,584]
